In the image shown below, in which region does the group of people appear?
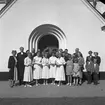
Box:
[8,47,101,88]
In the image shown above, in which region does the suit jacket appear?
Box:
[17,52,27,65]
[17,52,27,71]
[93,63,99,74]
[17,52,27,78]
[86,56,94,63]
[93,56,101,66]
[8,56,17,69]
[85,61,94,73]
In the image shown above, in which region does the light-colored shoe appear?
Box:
[24,85,27,87]
[53,83,55,85]
[27,85,32,87]
[57,84,60,87]
[67,83,70,86]
[29,85,32,87]
[46,83,48,85]
[43,83,46,85]
[69,83,72,86]
[51,83,53,85]
[36,84,38,86]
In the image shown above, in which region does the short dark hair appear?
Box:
[88,50,92,54]
[12,50,17,54]
[74,58,78,63]
[96,52,98,55]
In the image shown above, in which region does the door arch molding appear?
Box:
[28,24,67,52]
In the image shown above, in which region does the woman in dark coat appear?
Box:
[8,50,18,87]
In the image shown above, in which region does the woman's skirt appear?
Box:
[42,66,49,79]
[55,66,65,81]
[23,66,33,82]
[49,65,56,78]
[33,64,42,79]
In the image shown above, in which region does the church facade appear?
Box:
[0,0,105,79]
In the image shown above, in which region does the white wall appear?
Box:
[0,0,105,71]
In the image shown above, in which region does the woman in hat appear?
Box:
[8,50,18,87]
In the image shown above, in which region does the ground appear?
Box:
[0,80,105,105]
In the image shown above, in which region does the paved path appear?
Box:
[0,80,105,98]
[0,97,105,105]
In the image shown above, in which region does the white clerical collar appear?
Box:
[21,52,23,55]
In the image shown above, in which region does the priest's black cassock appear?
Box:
[17,52,27,85]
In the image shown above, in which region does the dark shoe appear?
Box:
[79,83,82,86]
[10,83,14,88]
[87,82,91,84]
[9,80,14,88]
[94,82,99,85]
[10,85,14,88]
[19,83,22,86]
[94,83,98,85]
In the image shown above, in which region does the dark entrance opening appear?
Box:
[38,34,59,52]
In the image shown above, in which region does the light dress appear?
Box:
[23,57,33,82]
[55,57,65,81]
[42,57,49,79]
[73,63,80,77]
[49,56,57,78]
[33,56,42,79]
[66,60,74,75]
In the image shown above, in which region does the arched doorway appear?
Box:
[38,34,59,52]
[28,24,67,52]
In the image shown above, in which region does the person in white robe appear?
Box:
[23,52,33,87]
[33,52,42,86]
[42,53,49,85]
[49,52,57,85]
[55,53,66,86]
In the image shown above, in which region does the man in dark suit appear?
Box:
[17,47,27,85]
[93,52,101,66]
[85,57,94,84]
[86,51,94,63]
[93,58,100,85]
[93,52,101,81]
[86,51,94,82]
